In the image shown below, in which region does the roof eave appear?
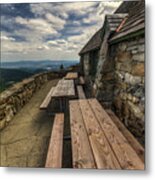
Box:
[109,28,145,45]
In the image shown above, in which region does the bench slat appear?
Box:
[88,99,144,170]
[77,86,86,99]
[45,113,64,168]
[70,100,96,169]
[40,87,54,109]
[79,76,85,85]
[106,109,144,163]
[79,99,121,169]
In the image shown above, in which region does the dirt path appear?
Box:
[0,79,59,167]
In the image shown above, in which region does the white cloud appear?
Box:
[1,35,15,42]
[1,1,122,61]
[45,13,66,30]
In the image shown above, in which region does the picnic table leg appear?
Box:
[59,98,63,112]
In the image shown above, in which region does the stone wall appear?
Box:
[81,34,145,145]
[0,71,62,130]
[112,35,145,144]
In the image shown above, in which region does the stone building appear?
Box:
[79,0,145,145]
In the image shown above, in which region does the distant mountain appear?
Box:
[0,60,79,92]
[0,68,33,92]
[1,60,79,71]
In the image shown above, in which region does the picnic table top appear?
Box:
[69,98,144,169]
[64,72,78,80]
[51,79,75,98]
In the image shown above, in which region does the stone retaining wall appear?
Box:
[0,71,62,130]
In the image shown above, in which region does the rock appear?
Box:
[132,53,144,62]
[138,44,145,52]
[131,50,138,54]
[125,73,141,85]
[127,45,138,51]
[131,63,144,76]
[0,119,6,130]
[117,51,132,62]
[119,43,127,51]
[127,101,143,119]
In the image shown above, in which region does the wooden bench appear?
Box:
[40,87,55,110]
[106,109,144,163]
[79,76,85,85]
[69,99,144,170]
[45,113,64,168]
[77,85,86,99]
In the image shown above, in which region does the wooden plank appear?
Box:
[45,113,64,168]
[77,86,86,99]
[106,109,145,163]
[40,87,54,109]
[65,72,78,80]
[88,99,144,170]
[52,79,75,98]
[79,99,121,169]
[69,100,96,169]
[79,76,85,85]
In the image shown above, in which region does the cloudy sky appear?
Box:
[1,1,122,62]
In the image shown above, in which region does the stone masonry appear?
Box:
[0,71,62,130]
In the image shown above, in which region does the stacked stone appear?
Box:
[113,36,145,144]
[0,73,48,130]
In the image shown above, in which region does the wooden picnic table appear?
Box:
[69,98,144,169]
[52,79,75,111]
[64,72,78,80]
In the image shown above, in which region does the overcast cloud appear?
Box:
[0,1,122,62]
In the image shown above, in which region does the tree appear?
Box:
[60,64,64,70]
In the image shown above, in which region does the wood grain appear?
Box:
[69,100,96,169]
[40,87,54,109]
[77,86,86,99]
[79,76,85,85]
[52,79,75,98]
[65,72,78,80]
[88,99,144,170]
[45,113,64,168]
[79,99,121,169]
[106,109,145,163]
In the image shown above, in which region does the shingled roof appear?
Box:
[79,28,102,55]
[110,0,145,43]
[106,14,127,32]
[79,14,126,55]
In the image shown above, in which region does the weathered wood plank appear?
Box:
[79,99,121,169]
[88,99,144,170]
[79,76,85,85]
[40,87,54,109]
[106,109,145,163]
[52,79,75,98]
[65,72,78,80]
[70,100,96,169]
[45,113,64,168]
[77,86,86,99]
